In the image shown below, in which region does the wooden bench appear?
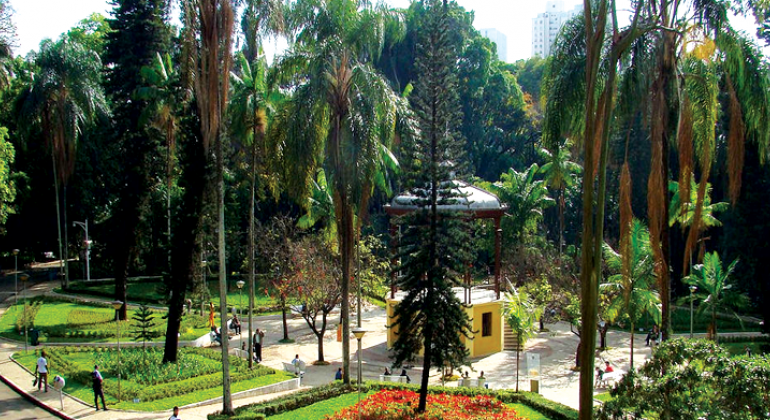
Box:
[379,375,407,383]
[282,361,305,377]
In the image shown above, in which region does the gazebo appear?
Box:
[383,180,510,358]
[384,180,508,301]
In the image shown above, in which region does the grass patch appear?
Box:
[0,296,211,343]
[15,347,293,411]
[622,306,763,334]
[509,403,554,420]
[594,392,613,403]
[268,391,375,420]
[61,278,278,311]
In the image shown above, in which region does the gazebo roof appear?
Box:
[384,180,507,218]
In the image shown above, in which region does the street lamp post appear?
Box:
[12,249,18,304]
[236,280,245,318]
[111,300,123,401]
[20,273,29,351]
[72,220,90,282]
[352,327,367,420]
[689,285,697,339]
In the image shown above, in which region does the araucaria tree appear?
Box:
[103,0,171,321]
[390,0,471,413]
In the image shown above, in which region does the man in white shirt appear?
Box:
[35,351,48,392]
[169,406,181,420]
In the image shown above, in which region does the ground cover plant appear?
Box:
[0,296,211,342]
[326,389,523,420]
[14,347,293,411]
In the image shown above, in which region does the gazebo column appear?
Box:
[494,217,502,299]
[389,223,398,299]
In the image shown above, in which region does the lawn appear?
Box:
[268,391,375,420]
[59,278,278,312]
[0,296,212,343]
[15,347,294,411]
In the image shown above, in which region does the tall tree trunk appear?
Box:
[339,203,354,386]
[216,123,232,414]
[281,295,289,340]
[167,140,173,272]
[317,329,325,362]
[248,130,256,369]
[559,188,565,257]
[63,185,69,288]
[163,134,208,364]
[630,320,635,369]
[516,341,520,392]
[52,150,64,288]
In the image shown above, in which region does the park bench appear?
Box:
[379,375,407,383]
[596,371,624,388]
[282,361,305,377]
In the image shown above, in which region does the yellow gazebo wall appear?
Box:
[469,300,503,357]
[386,299,503,358]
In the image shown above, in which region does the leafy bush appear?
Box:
[598,339,770,419]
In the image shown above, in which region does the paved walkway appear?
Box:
[0,279,765,418]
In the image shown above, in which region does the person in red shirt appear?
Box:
[604,361,614,373]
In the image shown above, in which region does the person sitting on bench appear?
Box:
[230,315,241,335]
[211,327,222,345]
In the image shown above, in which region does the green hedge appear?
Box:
[718,335,769,344]
[208,381,578,420]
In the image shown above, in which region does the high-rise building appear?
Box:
[480,28,508,62]
[532,1,581,57]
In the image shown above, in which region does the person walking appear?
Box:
[169,406,182,420]
[253,328,264,362]
[92,365,107,410]
[36,351,48,392]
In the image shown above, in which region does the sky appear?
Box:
[8,0,766,62]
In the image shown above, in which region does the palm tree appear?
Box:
[18,36,108,288]
[539,140,582,256]
[683,252,747,343]
[602,219,661,368]
[137,52,180,273]
[618,1,770,342]
[271,0,404,384]
[541,3,647,418]
[485,163,554,244]
[229,51,275,369]
[505,288,541,392]
[668,178,728,271]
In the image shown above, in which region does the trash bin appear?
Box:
[30,329,39,346]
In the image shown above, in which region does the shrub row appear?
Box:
[718,334,769,344]
[208,381,579,420]
[208,382,352,420]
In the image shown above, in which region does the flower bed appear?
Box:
[325,389,522,420]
